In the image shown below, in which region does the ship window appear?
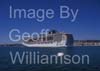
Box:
[47,36,53,40]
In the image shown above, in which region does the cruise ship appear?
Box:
[22,30,74,47]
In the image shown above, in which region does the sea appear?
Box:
[0,46,100,71]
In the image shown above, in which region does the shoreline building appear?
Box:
[74,40,100,46]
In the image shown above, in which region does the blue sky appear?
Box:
[0,0,100,43]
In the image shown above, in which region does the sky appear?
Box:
[0,0,100,44]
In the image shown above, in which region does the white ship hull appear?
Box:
[22,40,67,47]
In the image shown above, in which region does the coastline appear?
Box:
[0,40,100,47]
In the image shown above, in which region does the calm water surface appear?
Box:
[0,46,100,71]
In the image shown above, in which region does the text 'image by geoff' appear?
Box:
[0,0,100,71]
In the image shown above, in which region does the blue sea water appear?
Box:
[0,46,100,71]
